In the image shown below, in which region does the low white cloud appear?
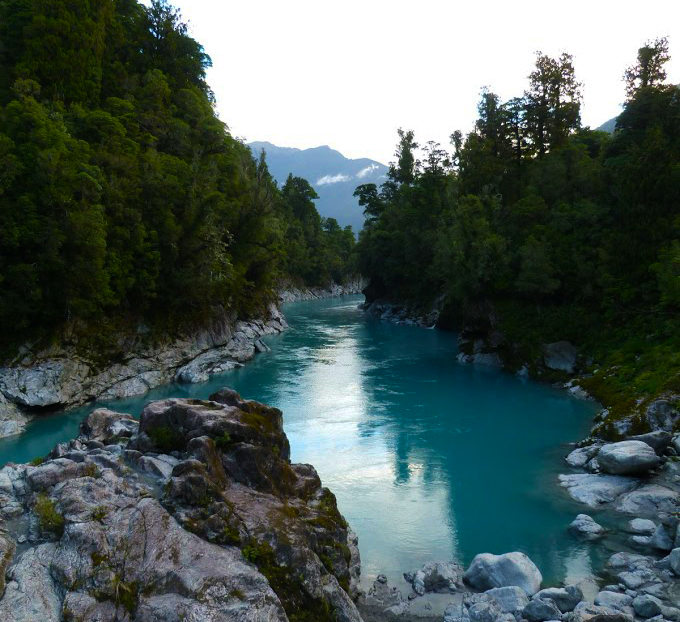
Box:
[356,163,379,179]
[316,173,351,185]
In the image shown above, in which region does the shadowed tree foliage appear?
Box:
[357,46,680,398]
[0,0,356,350]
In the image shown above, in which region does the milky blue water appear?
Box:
[0,296,604,589]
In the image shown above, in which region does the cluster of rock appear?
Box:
[360,300,443,328]
[0,306,289,439]
[455,334,583,379]
[363,546,680,622]
[361,552,584,622]
[278,277,367,302]
[0,391,362,621]
[560,432,679,520]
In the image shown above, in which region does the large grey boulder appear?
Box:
[597,441,661,475]
[616,485,680,515]
[626,519,657,535]
[558,474,638,507]
[534,586,583,613]
[485,586,529,616]
[569,514,606,540]
[649,524,674,551]
[543,341,578,373]
[464,552,543,596]
[524,598,563,622]
[632,595,663,618]
[669,548,680,575]
[626,431,672,454]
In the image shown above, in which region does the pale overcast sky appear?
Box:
[170,0,679,164]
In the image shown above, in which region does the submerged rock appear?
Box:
[558,473,638,507]
[464,552,543,596]
[615,485,680,515]
[569,514,606,540]
[0,391,363,622]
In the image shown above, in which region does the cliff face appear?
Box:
[0,305,288,439]
[0,391,362,622]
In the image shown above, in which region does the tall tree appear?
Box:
[624,37,671,98]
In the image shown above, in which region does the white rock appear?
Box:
[598,441,661,475]
[616,485,680,515]
[558,473,638,507]
[464,552,542,596]
[569,514,606,540]
[627,519,657,535]
[566,446,601,468]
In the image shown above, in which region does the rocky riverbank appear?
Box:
[0,390,362,621]
[0,305,288,440]
[0,282,367,441]
[279,276,367,303]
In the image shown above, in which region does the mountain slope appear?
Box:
[597,117,618,133]
[249,141,388,232]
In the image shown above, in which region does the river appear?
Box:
[0,295,605,591]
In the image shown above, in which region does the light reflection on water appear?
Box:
[0,295,606,589]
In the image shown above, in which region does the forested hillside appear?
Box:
[356,40,680,424]
[0,0,355,353]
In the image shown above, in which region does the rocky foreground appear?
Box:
[0,391,362,621]
[3,391,680,621]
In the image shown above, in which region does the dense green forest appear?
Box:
[0,0,355,352]
[356,40,680,425]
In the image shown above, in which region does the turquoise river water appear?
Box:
[0,295,607,590]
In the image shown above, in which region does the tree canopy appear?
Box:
[0,0,356,350]
[356,46,680,404]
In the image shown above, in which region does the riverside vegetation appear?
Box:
[0,0,358,358]
[2,1,680,621]
[355,39,679,436]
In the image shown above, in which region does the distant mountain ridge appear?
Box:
[248,141,388,232]
[597,117,617,133]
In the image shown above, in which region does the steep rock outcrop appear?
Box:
[0,391,363,622]
[0,306,288,439]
